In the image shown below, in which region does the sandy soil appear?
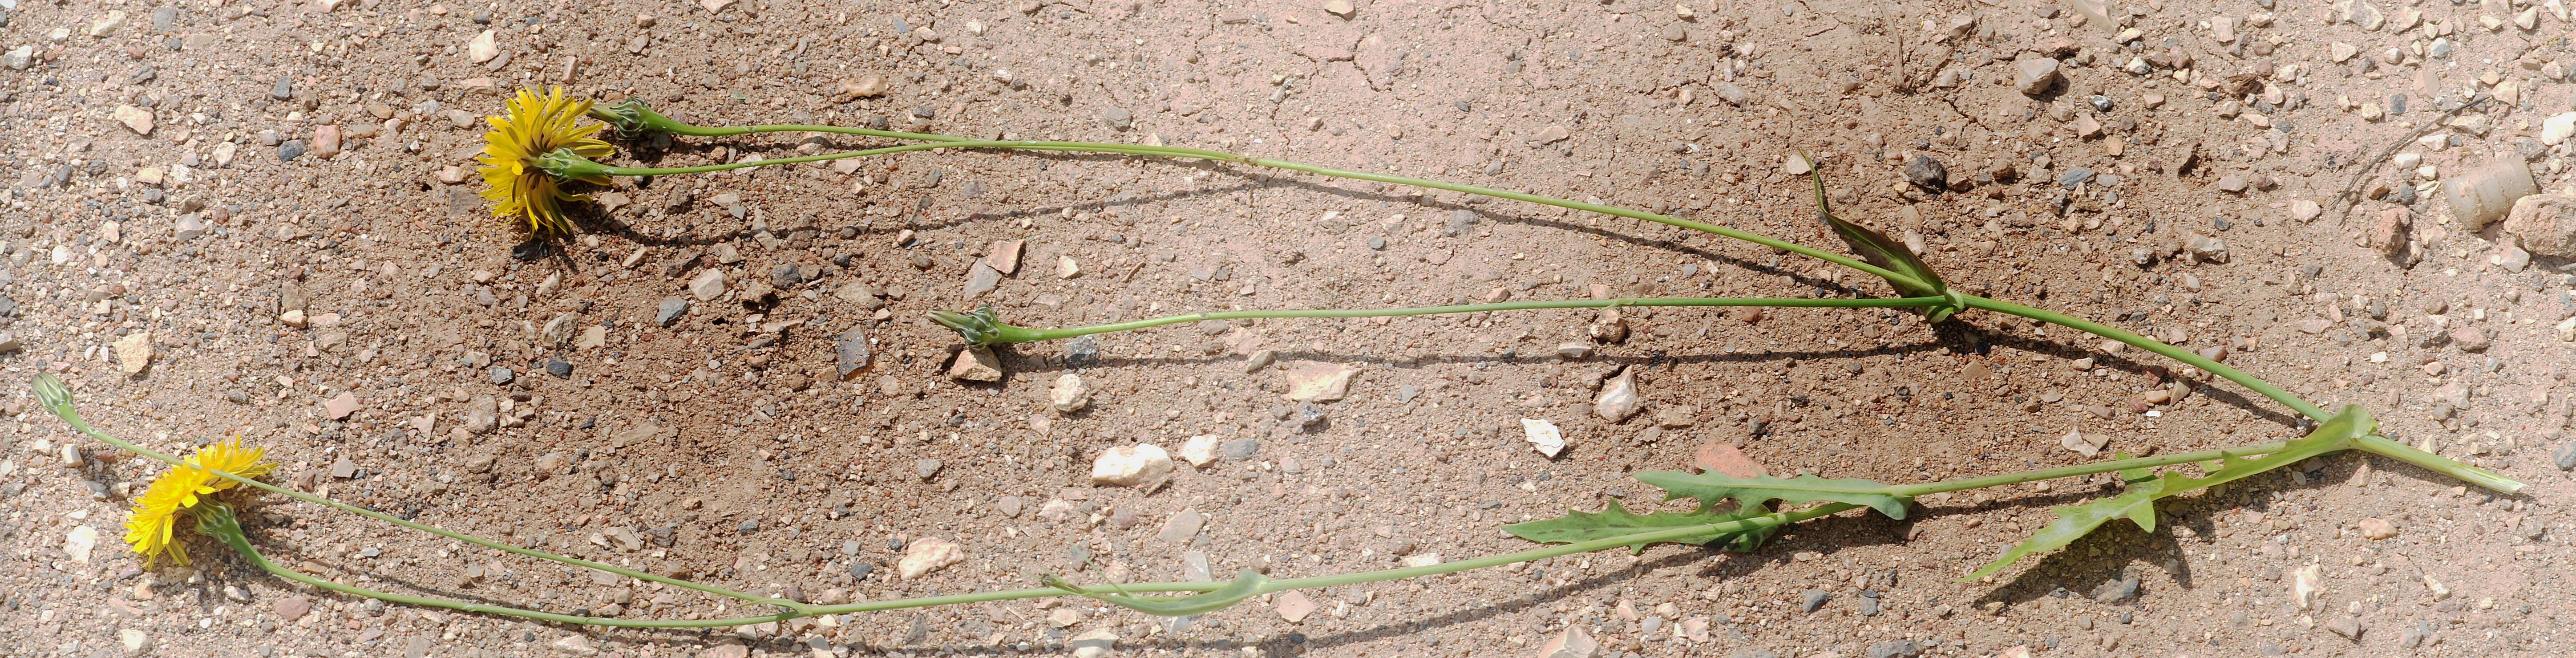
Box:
[2,0,2572,656]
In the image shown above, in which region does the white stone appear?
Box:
[1047,373,1091,413]
[2060,427,2108,457]
[1068,630,1119,658]
[113,332,152,375]
[117,630,150,655]
[2013,57,2061,95]
[2287,199,2321,221]
[1178,435,1221,467]
[468,30,499,63]
[1536,625,1600,658]
[89,10,127,37]
[1523,418,1566,458]
[687,269,728,301]
[65,525,98,563]
[2543,112,2576,146]
[896,536,965,579]
[1593,369,1641,422]
[2292,564,2323,610]
[1089,444,1173,486]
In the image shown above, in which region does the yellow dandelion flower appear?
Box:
[477,86,617,234]
[124,438,276,568]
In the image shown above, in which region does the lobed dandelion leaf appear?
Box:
[1962,406,2375,581]
[1503,500,1772,554]
[1632,470,1912,520]
[1961,474,2176,581]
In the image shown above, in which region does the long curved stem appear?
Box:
[582,103,1929,294]
[1007,296,1947,343]
[208,497,1855,627]
[32,376,791,608]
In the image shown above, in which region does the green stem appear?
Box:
[562,140,1187,177]
[581,102,1929,294]
[1011,296,1947,343]
[1891,442,2288,497]
[206,488,1853,628]
[1963,296,2322,420]
[2354,435,2521,494]
[1961,297,2520,494]
[32,375,790,608]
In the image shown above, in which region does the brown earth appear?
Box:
[2,0,2571,657]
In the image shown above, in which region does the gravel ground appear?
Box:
[2,0,2573,657]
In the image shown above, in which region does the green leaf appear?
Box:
[1961,406,2375,581]
[1802,153,1961,322]
[1633,470,1912,520]
[2169,405,2373,491]
[1504,500,1759,554]
[1962,474,2174,581]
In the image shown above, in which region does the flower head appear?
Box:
[477,86,616,234]
[124,438,275,568]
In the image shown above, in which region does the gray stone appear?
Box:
[1865,639,1923,658]
[488,366,514,385]
[833,327,871,381]
[655,297,688,327]
[1903,156,1946,190]
[174,215,206,240]
[1061,335,1100,367]
[1219,438,1261,459]
[276,141,307,162]
[271,75,294,100]
[768,263,804,287]
[1712,82,1750,106]
[2187,236,2230,263]
[2553,442,2576,470]
[914,459,942,480]
[2092,575,2140,602]
[2058,167,2096,188]
[1799,589,1829,613]
[1103,107,1132,130]
[545,360,571,378]
[963,262,1002,297]
[1446,209,1478,236]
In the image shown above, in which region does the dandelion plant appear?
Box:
[39,86,2529,633]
